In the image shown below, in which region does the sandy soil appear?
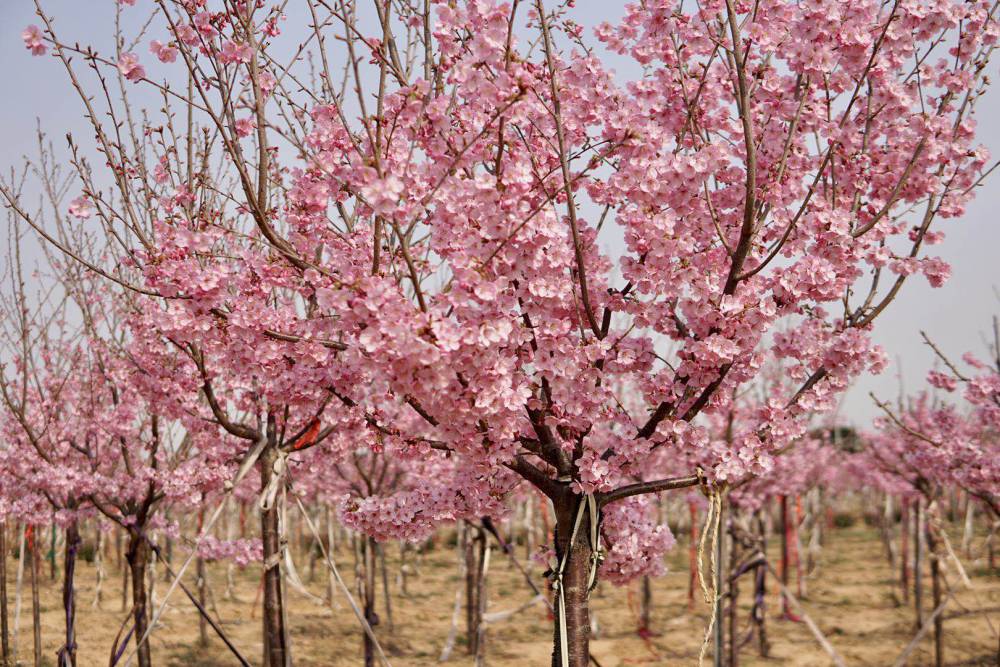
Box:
[3,524,998,666]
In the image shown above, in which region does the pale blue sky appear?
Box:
[2,1,998,425]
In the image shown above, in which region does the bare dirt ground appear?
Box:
[4,523,998,666]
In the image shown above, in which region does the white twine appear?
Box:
[292,494,392,667]
[123,435,268,666]
[697,481,724,667]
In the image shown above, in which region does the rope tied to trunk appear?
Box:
[695,469,725,667]
[551,492,603,667]
[259,448,289,512]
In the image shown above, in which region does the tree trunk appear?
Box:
[900,499,910,603]
[1,522,10,667]
[550,492,594,667]
[754,512,770,658]
[688,500,699,612]
[794,495,805,599]
[260,443,289,667]
[914,500,924,629]
[728,522,739,667]
[126,532,153,667]
[197,555,209,647]
[639,575,652,634]
[962,496,974,560]
[378,544,393,633]
[927,521,944,667]
[362,536,379,667]
[58,521,80,667]
[29,527,41,667]
[713,507,725,667]
[780,496,791,618]
[92,528,105,609]
[474,534,489,667]
[48,525,57,581]
[464,525,479,655]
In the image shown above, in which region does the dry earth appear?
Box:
[3,523,998,666]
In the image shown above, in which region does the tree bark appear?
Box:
[464,525,479,655]
[927,521,944,667]
[639,575,652,634]
[688,500,699,612]
[728,523,739,667]
[197,555,209,647]
[126,532,152,667]
[58,521,80,667]
[900,499,910,603]
[754,512,770,658]
[474,534,489,667]
[780,496,791,618]
[362,536,379,667]
[29,527,41,667]
[1,522,10,667]
[550,492,594,667]
[260,443,289,667]
[914,500,924,629]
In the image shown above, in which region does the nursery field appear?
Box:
[7,522,998,667]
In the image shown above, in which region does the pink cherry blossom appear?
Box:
[117,52,145,82]
[21,25,46,56]
[149,39,178,63]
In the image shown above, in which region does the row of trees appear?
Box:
[1,0,998,665]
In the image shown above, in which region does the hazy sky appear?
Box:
[2,1,998,426]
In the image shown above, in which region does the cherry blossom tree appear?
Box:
[5,0,999,664]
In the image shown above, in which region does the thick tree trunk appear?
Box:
[260,444,289,667]
[550,492,594,667]
[1,522,10,667]
[58,521,80,667]
[126,533,152,667]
